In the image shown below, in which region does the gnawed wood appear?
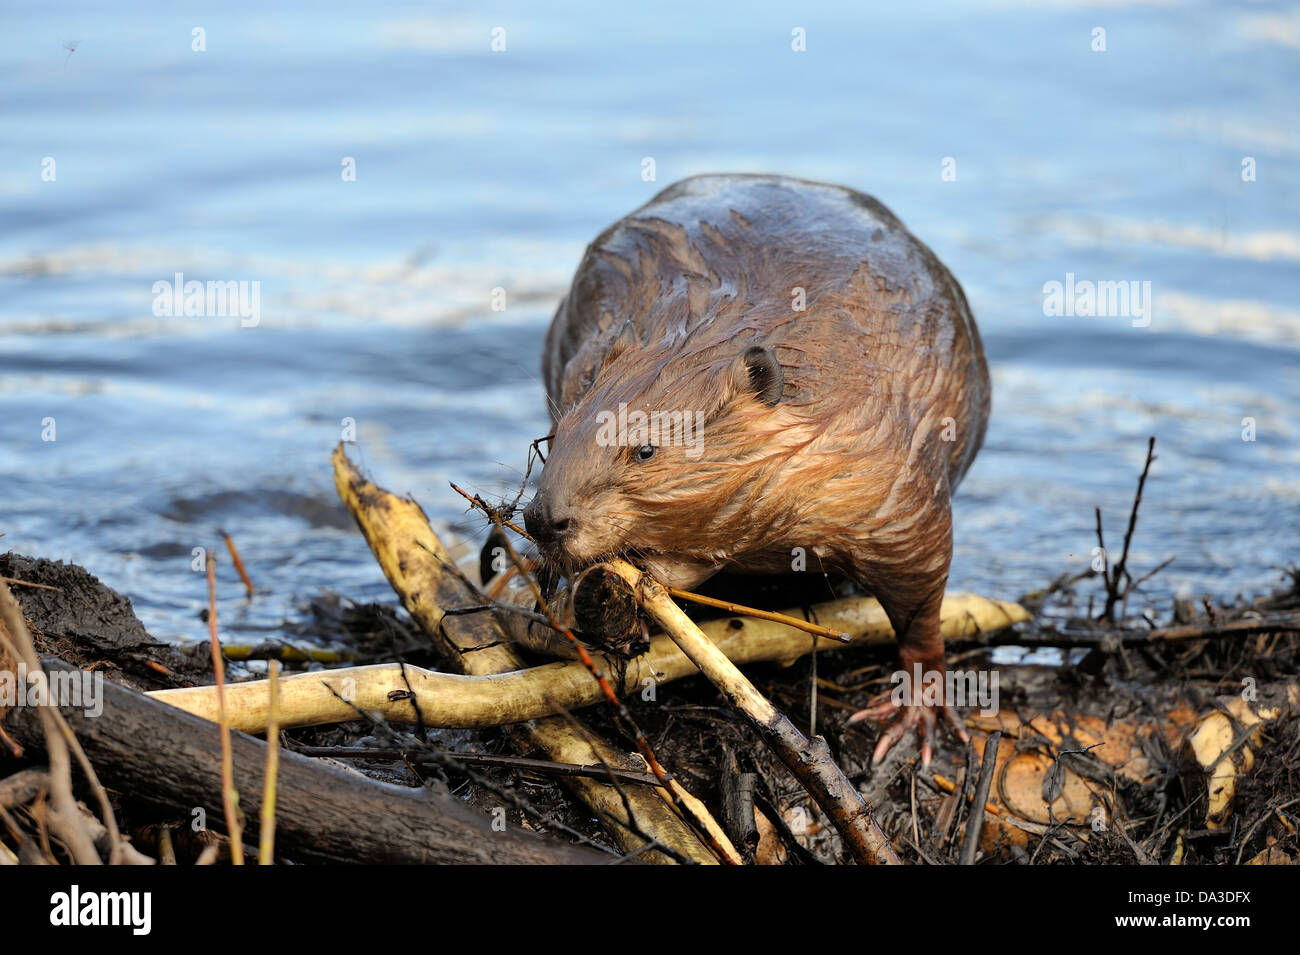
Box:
[151,590,1029,733]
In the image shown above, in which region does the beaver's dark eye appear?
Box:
[635,444,656,461]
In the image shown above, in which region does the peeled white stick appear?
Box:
[148,590,1027,734]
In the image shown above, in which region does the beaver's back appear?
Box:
[543,173,990,493]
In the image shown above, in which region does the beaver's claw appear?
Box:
[847,692,969,767]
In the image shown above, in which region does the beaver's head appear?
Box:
[524,331,806,589]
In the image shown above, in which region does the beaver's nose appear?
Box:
[523,496,574,545]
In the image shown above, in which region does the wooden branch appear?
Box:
[329,444,719,864]
[1039,615,1300,646]
[150,590,1028,733]
[598,558,901,866]
[6,660,609,865]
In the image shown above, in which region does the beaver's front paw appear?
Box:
[847,691,969,767]
[847,643,972,766]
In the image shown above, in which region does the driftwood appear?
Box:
[5,660,608,865]
[150,590,1028,733]
[328,444,723,864]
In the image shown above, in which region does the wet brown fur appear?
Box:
[533,174,990,668]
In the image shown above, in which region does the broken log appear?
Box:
[6,660,610,865]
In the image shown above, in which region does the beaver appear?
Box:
[524,174,991,765]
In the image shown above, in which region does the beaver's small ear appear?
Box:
[600,320,640,370]
[730,345,784,407]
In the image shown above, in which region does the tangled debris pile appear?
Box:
[1,442,1297,865]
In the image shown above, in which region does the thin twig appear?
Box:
[258,660,280,865]
[1095,506,1112,608]
[449,482,528,539]
[1102,436,1156,623]
[0,577,61,593]
[543,695,699,864]
[293,746,664,786]
[666,588,851,643]
[1235,797,1300,865]
[206,551,244,864]
[959,731,1001,864]
[220,529,256,598]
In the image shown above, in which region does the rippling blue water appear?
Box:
[2,1,1298,642]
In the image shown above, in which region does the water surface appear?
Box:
[2,1,1297,642]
